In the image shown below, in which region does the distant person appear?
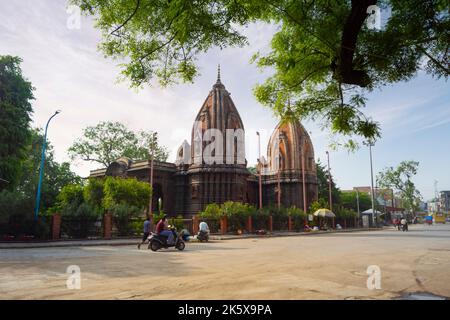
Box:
[401,217,408,232]
[197,221,210,242]
[137,217,151,249]
[180,229,190,241]
[397,218,402,231]
[199,221,210,234]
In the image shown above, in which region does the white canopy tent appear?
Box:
[361,209,383,215]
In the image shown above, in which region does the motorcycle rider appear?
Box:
[156,215,174,245]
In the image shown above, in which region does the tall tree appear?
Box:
[376,160,422,213]
[72,0,449,142]
[1,128,81,231]
[68,121,169,168]
[0,55,34,190]
[17,128,81,212]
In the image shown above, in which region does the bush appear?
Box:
[199,203,221,233]
[0,190,50,239]
[309,200,327,214]
[287,206,307,231]
[222,201,253,232]
[270,206,288,230]
[169,214,185,232]
[336,208,358,219]
[61,202,101,239]
[84,178,105,209]
[200,203,221,219]
[102,177,151,210]
[199,202,256,233]
[252,207,270,230]
[110,203,143,236]
[0,190,32,229]
[57,184,84,209]
[152,211,165,223]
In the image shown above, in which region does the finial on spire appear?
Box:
[217,64,221,83]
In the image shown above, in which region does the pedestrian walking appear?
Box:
[401,217,408,232]
[137,217,151,249]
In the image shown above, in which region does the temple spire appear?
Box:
[217,64,221,83]
[213,64,225,88]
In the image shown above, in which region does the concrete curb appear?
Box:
[207,228,383,241]
[0,228,384,249]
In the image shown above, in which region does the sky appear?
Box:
[1,0,449,200]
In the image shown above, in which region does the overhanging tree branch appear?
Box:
[338,0,377,87]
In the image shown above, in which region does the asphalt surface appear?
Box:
[1,224,449,299]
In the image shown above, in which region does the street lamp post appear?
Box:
[366,140,377,227]
[356,189,360,214]
[301,135,307,213]
[34,110,61,221]
[277,133,282,210]
[356,189,360,227]
[325,151,332,210]
[148,133,156,225]
[257,132,262,210]
[326,151,334,228]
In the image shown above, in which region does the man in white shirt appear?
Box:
[199,221,210,234]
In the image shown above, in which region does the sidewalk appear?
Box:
[0,227,384,249]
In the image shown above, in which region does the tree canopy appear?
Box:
[68,121,169,167]
[0,55,34,190]
[340,190,372,212]
[17,128,82,212]
[377,160,422,212]
[72,0,449,142]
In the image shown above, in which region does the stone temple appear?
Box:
[90,69,318,216]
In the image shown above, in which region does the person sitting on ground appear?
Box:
[156,215,174,245]
[303,224,312,232]
[180,229,190,241]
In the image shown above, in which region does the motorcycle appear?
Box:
[197,230,209,242]
[148,226,186,251]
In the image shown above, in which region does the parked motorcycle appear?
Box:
[147,226,186,251]
[197,230,209,242]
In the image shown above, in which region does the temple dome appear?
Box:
[266,119,316,174]
[190,66,245,165]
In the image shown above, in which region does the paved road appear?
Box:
[1,224,449,299]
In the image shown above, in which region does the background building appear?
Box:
[440,191,450,212]
[90,73,318,216]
